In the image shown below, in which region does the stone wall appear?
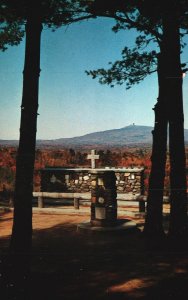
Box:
[115,170,143,195]
[40,167,144,196]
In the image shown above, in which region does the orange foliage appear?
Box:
[0,146,188,195]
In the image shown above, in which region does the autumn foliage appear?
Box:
[0,146,187,195]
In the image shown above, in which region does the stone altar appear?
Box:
[40,167,144,197]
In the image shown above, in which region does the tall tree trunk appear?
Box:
[4,7,42,298]
[10,10,42,253]
[162,11,188,238]
[144,54,168,236]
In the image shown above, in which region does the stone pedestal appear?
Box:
[90,170,117,227]
[38,196,44,208]
[77,169,137,234]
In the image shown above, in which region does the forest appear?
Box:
[0,145,188,196]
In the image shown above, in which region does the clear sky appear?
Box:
[0,17,188,140]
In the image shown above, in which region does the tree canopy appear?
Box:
[82,0,188,88]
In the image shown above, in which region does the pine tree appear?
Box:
[1,0,93,253]
[84,0,188,237]
[0,1,95,296]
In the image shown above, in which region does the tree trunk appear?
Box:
[144,54,168,236]
[162,11,188,238]
[10,10,42,253]
[3,8,43,298]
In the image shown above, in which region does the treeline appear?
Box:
[0,146,188,195]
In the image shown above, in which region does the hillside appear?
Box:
[50,125,154,146]
[1,125,188,147]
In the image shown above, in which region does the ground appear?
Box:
[1,207,188,300]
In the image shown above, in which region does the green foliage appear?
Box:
[85,0,188,89]
[86,46,157,89]
[0,1,24,51]
[0,0,95,51]
[0,21,23,51]
[84,0,133,15]
[82,1,161,89]
[1,1,84,26]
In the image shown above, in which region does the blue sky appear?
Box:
[0,17,188,140]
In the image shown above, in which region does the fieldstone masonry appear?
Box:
[40,167,144,196]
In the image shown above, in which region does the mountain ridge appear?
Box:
[1,125,188,147]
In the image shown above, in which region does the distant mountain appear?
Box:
[1,125,188,147]
[49,125,155,146]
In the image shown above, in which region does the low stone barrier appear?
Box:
[40,167,144,196]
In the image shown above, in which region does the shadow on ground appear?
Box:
[1,215,188,300]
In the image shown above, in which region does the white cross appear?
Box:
[87,149,99,169]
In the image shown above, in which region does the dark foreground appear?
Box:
[1,211,188,300]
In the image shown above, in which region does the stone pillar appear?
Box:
[139,199,145,213]
[74,197,80,209]
[38,196,44,208]
[90,170,117,227]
